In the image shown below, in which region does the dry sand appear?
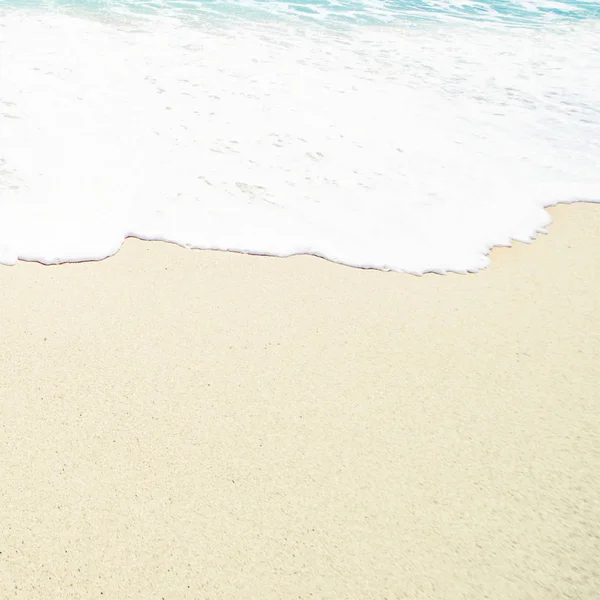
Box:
[1,204,599,599]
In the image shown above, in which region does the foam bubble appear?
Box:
[0,6,599,272]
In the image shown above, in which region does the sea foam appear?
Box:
[0,3,599,273]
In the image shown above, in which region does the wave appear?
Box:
[0,4,599,272]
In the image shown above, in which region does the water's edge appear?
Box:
[1,7,599,274]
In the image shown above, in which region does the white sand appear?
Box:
[1,204,599,599]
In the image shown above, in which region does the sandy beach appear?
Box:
[1,203,598,599]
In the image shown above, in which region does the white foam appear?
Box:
[0,10,599,273]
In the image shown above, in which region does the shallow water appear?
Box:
[1,0,599,272]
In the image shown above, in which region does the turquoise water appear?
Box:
[6,0,600,26]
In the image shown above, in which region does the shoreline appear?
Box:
[4,202,599,275]
[1,203,598,598]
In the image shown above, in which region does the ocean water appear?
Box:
[1,0,599,272]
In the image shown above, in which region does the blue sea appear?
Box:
[6,0,600,25]
[1,0,599,272]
